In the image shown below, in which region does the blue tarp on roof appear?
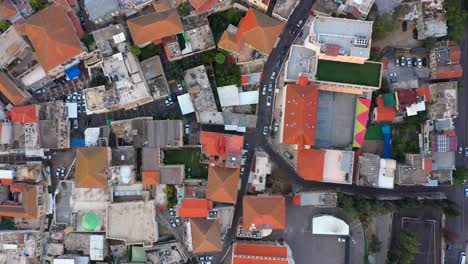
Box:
[65,65,81,80]
[381,125,391,159]
[71,138,85,147]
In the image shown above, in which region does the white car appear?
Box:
[417,58,422,68]
[266,96,272,106]
[263,126,268,136]
[338,238,346,242]
[270,71,276,80]
[262,85,267,95]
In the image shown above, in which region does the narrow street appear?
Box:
[442,19,468,264]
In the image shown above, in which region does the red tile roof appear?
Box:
[0,184,38,219]
[436,65,463,79]
[242,195,286,230]
[9,104,37,123]
[423,158,432,173]
[190,218,222,253]
[282,82,319,147]
[449,42,461,64]
[0,72,29,106]
[297,149,325,181]
[0,0,17,19]
[207,166,240,204]
[142,171,160,186]
[396,88,418,107]
[67,10,84,39]
[25,5,84,72]
[127,9,183,47]
[219,8,284,56]
[178,198,212,218]
[200,131,244,167]
[375,96,395,122]
[189,0,217,11]
[233,242,288,264]
[75,147,109,189]
[416,86,432,102]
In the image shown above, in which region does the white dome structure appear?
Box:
[312,215,349,235]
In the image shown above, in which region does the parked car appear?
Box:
[460,252,466,264]
[281,47,287,55]
[208,210,218,218]
[275,57,282,68]
[55,168,61,177]
[296,19,304,28]
[283,151,293,159]
[266,96,272,106]
[198,256,207,261]
[402,21,408,32]
[459,146,463,154]
[185,124,190,135]
[400,56,406,66]
[417,58,422,68]
[175,217,181,225]
[262,84,267,95]
[268,82,273,92]
[177,83,183,91]
[274,122,279,132]
[169,207,176,217]
[79,12,86,25]
[73,119,79,129]
[465,188,468,197]
[465,147,468,157]
[406,57,412,67]
[446,243,454,252]
[395,58,400,66]
[421,57,427,66]
[170,219,177,228]
[389,72,397,83]
[413,58,418,67]
[271,71,276,80]
[263,126,268,136]
[338,238,346,242]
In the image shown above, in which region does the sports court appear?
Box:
[401,217,437,264]
[315,91,357,148]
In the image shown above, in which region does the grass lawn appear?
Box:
[163,148,208,179]
[316,60,382,87]
[365,125,384,140]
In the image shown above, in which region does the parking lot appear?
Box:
[386,52,431,89]
[283,198,364,264]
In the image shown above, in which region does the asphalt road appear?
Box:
[213,1,315,262]
[443,20,468,264]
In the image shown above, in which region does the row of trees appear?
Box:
[387,231,419,264]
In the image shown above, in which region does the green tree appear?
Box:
[30,0,45,10]
[369,235,382,254]
[201,50,216,64]
[214,53,226,64]
[0,20,11,33]
[399,231,419,264]
[82,32,95,49]
[453,167,468,186]
[177,3,190,17]
[444,0,468,41]
[129,46,141,57]
[90,76,107,87]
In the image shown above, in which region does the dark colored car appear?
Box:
[402,21,408,32]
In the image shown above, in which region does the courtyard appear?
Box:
[163,148,209,179]
[316,60,382,87]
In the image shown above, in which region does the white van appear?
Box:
[460,252,466,264]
